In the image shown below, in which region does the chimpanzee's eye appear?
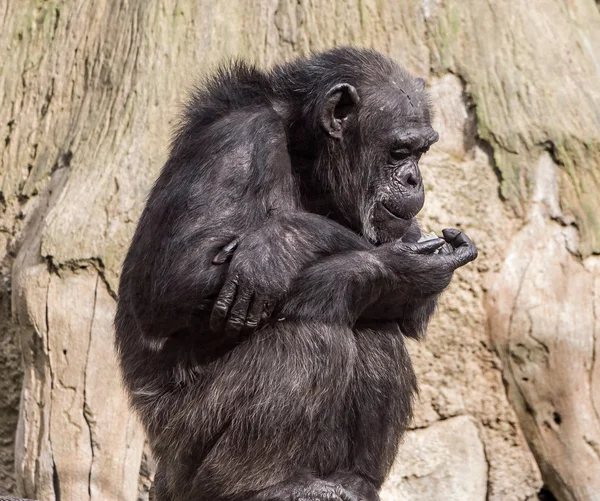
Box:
[390,148,410,162]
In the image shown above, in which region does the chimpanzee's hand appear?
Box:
[437,228,478,263]
[209,230,302,338]
[388,228,477,295]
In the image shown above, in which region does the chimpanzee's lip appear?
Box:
[381,201,413,220]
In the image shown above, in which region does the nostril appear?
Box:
[406,172,418,187]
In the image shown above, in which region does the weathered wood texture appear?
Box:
[0,497,39,501]
[0,1,599,500]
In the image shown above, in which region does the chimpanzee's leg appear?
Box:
[151,466,174,501]
[183,320,361,501]
[161,232,446,500]
[348,323,417,489]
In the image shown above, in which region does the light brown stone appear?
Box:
[382,416,487,501]
[1,1,599,500]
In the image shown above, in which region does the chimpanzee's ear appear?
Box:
[320,83,360,140]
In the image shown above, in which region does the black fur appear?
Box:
[115,47,477,501]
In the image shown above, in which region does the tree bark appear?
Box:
[1,1,599,500]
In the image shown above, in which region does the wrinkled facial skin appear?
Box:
[358,81,439,244]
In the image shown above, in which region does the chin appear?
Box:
[366,203,415,244]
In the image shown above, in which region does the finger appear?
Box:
[409,237,445,254]
[441,230,478,267]
[212,238,240,264]
[212,252,233,265]
[225,289,252,338]
[454,239,478,266]
[437,241,454,255]
[210,276,238,332]
[259,300,275,327]
[452,231,474,249]
[242,294,265,335]
[442,228,462,246]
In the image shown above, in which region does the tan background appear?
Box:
[1,1,599,500]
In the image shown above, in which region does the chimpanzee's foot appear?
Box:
[252,477,360,501]
[326,473,379,501]
[290,479,359,501]
[150,467,174,501]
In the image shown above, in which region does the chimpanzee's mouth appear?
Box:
[381,202,413,220]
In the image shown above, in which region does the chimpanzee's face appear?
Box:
[316,71,438,243]
[358,80,438,244]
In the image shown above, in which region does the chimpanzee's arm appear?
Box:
[279,229,477,336]
[358,220,442,337]
[122,105,368,340]
[231,215,445,338]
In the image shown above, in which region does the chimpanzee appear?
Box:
[115,47,477,501]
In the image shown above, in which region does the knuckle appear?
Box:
[245,319,259,329]
[225,276,239,289]
[214,300,230,312]
[229,303,247,316]
[210,307,224,319]
[227,317,245,330]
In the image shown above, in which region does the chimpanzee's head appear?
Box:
[292,48,439,244]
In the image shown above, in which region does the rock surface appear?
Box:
[382,416,487,501]
[1,0,599,500]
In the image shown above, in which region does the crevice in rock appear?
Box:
[504,255,537,433]
[46,279,57,501]
[52,461,61,501]
[82,274,100,498]
[590,265,600,425]
[537,486,557,501]
[477,422,492,501]
[46,257,116,300]
[477,137,505,201]
[409,413,466,431]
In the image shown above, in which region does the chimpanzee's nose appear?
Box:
[396,162,422,190]
[406,172,419,187]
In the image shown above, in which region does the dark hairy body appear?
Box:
[115,48,477,501]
